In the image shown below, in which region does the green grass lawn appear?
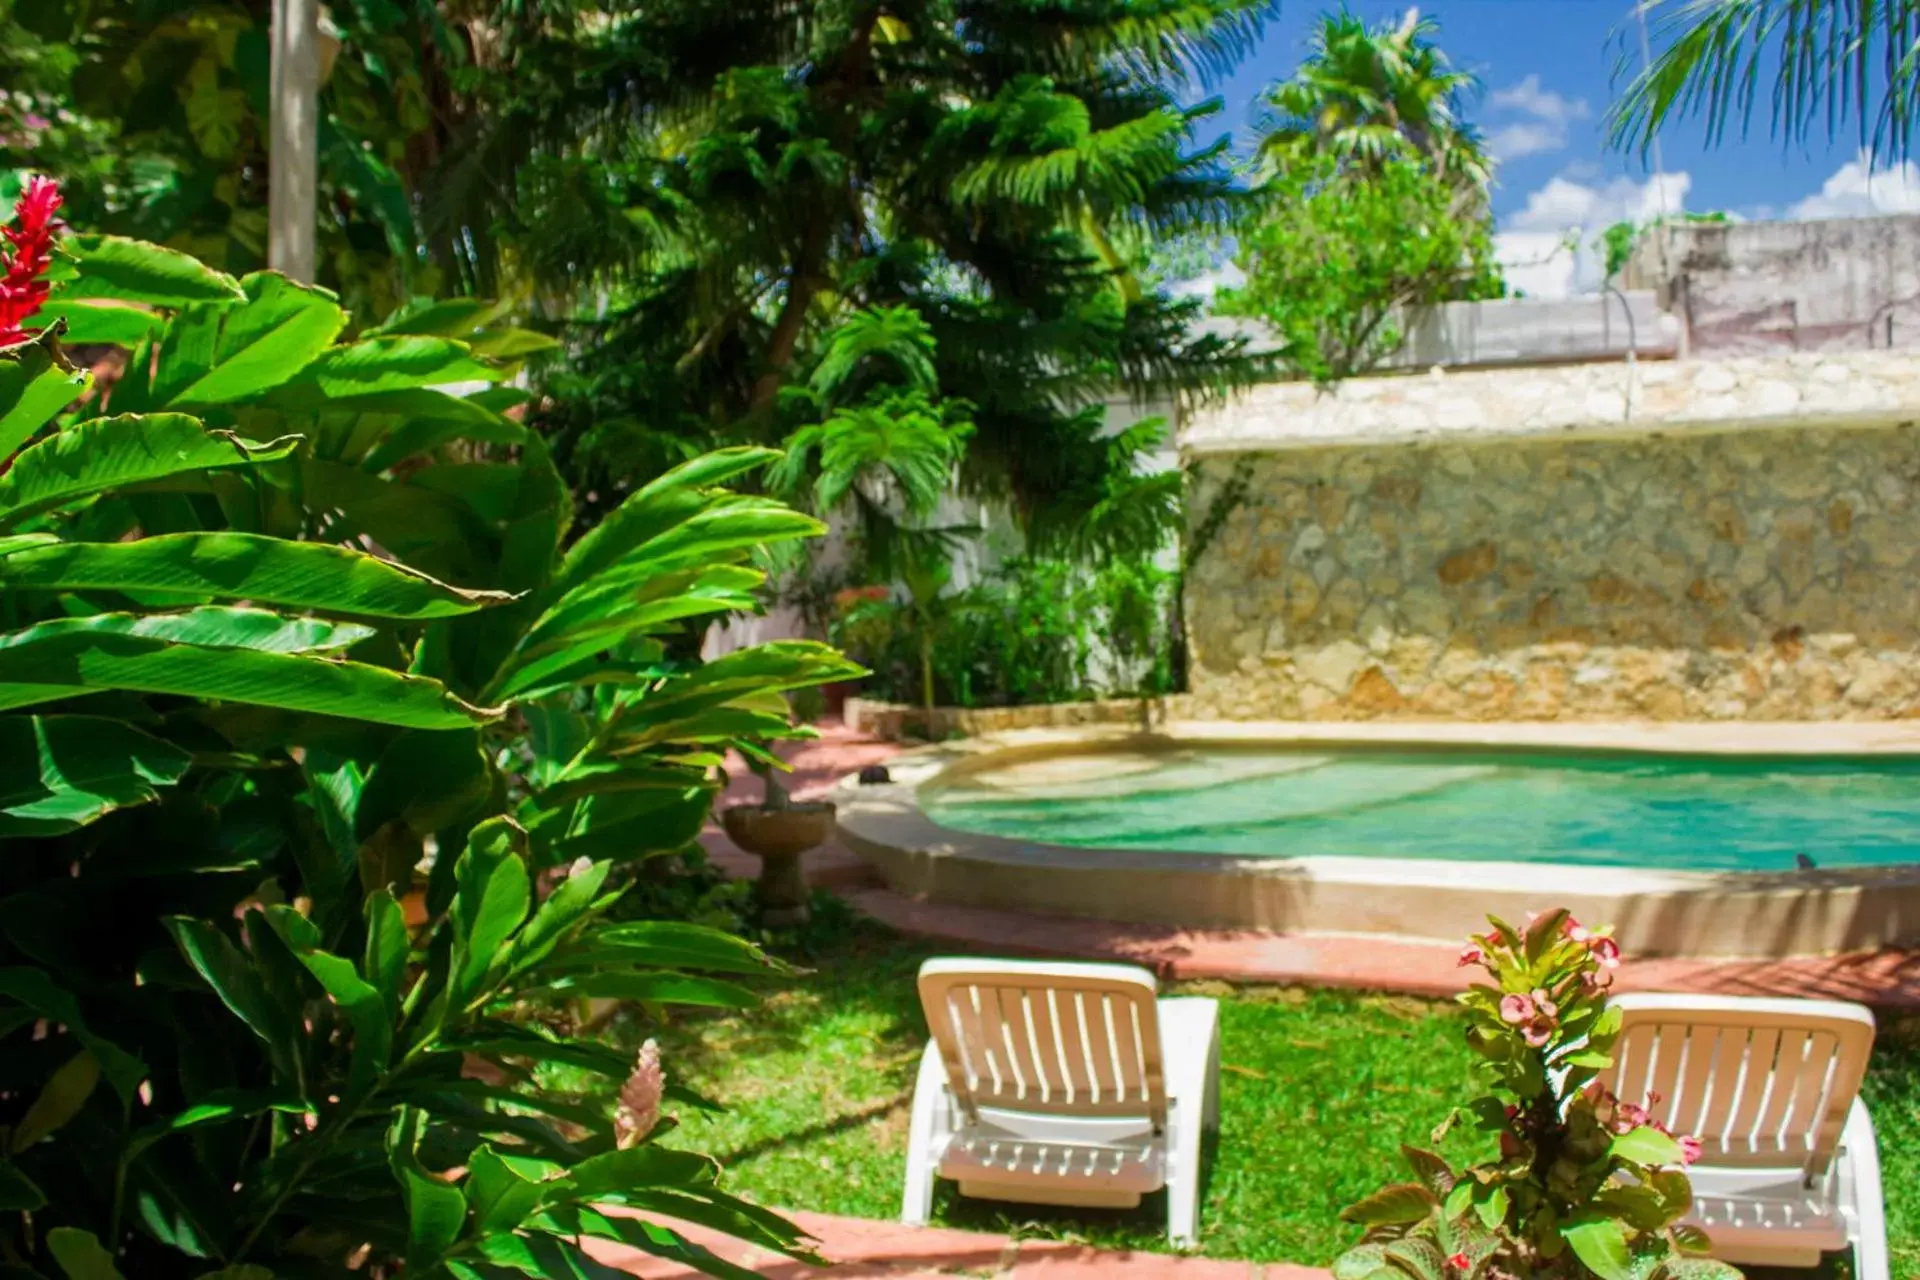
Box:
[606,919,1920,1272]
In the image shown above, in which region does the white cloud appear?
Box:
[1789,151,1920,219]
[1485,74,1591,161]
[1168,260,1244,299]
[1497,170,1693,297]
[1488,122,1572,162]
[1507,171,1691,232]
[1490,74,1591,126]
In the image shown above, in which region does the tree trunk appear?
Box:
[918,626,935,738]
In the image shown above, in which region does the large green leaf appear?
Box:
[546,447,782,598]
[35,300,164,347]
[389,1109,467,1269]
[464,1145,563,1237]
[1340,1182,1437,1226]
[157,274,347,407]
[1562,1213,1633,1280]
[299,335,503,397]
[57,235,246,307]
[447,819,532,1013]
[0,609,497,729]
[0,533,513,618]
[11,1050,101,1153]
[0,968,146,1100]
[46,1227,126,1280]
[0,1162,46,1212]
[265,907,391,1095]
[0,714,193,836]
[0,415,299,527]
[541,971,759,1009]
[565,921,783,976]
[0,334,90,460]
[1609,1126,1683,1167]
[163,918,297,1063]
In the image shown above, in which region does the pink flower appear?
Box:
[1447,1252,1471,1272]
[1458,942,1485,967]
[0,176,60,346]
[1499,993,1534,1024]
[1589,936,1621,969]
[1529,988,1558,1019]
[1677,1134,1703,1166]
[614,1039,664,1148]
[1564,916,1588,941]
[1522,1018,1555,1047]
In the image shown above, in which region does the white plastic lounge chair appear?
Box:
[1601,993,1887,1280]
[901,957,1220,1246]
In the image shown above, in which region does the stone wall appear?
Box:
[1181,354,1920,721]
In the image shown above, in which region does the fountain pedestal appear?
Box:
[720,802,836,927]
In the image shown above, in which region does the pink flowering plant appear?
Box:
[1334,909,1739,1280]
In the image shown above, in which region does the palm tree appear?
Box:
[1253,7,1490,186]
[1609,0,1920,161]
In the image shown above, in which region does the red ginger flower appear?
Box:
[0,176,62,347]
[1447,1252,1471,1272]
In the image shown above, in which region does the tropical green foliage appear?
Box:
[1610,0,1920,162]
[0,0,484,318]
[1252,6,1490,188]
[0,225,857,1277]
[1217,153,1503,382]
[831,552,1180,711]
[515,0,1278,538]
[1230,9,1502,382]
[1337,912,1736,1280]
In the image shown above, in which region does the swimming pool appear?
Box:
[834,723,1920,957]
[921,747,1920,872]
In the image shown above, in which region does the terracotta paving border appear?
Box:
[584,1207,1325,1278]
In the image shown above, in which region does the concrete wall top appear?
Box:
[1179,347,1920,455]
[1193,293,1679,371]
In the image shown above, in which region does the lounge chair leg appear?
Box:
[902,1040,946,1226]
[1844,1100,1890,1280]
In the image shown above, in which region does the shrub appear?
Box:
[1336,910,1737,1280]
[829,554,1178,710]
[0,182,856,1278]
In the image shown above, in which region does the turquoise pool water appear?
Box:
[919,748,1920,870]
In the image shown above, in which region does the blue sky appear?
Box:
[1194,0,1920,295]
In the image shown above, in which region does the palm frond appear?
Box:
[1608,0,1920,161]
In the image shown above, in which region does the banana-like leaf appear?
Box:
[0,714,193,836]
[297,335,504,397]
[0,333,90,460]
[56,235,246,307]
[366,296,506,338]
[0,415,300,527]
[35,300,163,347]
[546,447,783,598]
[0,533,514,618]
[155,274,347,407]
[0,609,497,729]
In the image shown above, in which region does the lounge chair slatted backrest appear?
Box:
[1603,995,1873,1175]
[918,960,1168,1130]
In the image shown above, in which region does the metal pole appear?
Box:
[1635,1,1672,280]
[268,0,320,283]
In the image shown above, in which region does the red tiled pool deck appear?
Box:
[708,721,1920,1008]
[588,1208,1326,1279]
